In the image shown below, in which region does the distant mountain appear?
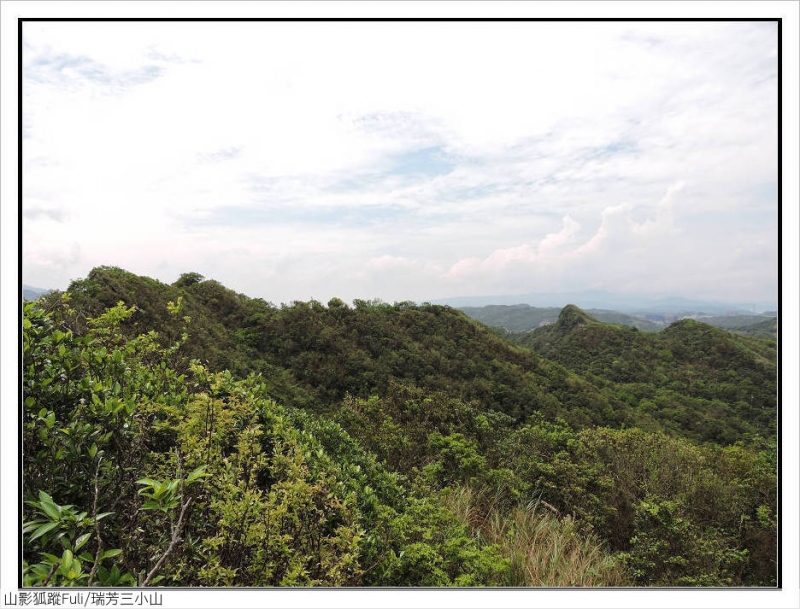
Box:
[585,309,665,332]
[22,285,52,301]
[723,317,778,339]
[457,304,563,333]
[627,296,771,316]
[458,303,780,336]
[434,290,777,316]
[458,304,663,333]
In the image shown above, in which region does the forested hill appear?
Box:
[59,267,777,445]
[509,305,777,444]
[23,267,778,588]
[58,267,621,429]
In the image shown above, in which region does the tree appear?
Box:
[173,272,205,288]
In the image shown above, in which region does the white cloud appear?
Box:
[445,214,582,280]
[439,181,716,299]
[537,215,582,255]
[367,255,415,270]
[20,20,778,305]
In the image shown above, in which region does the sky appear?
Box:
[20,19,779,306]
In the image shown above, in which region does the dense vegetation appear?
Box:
[509,306,777,446]
[22,267,778,587]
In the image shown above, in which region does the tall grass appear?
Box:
[443,485,629,587]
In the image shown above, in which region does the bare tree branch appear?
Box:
[43,561,61,586]
[141,496,192,587]
[88,459,103,587]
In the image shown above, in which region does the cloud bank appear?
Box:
[22,21,778,306]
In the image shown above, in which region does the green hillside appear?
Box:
[22,268,778,587]
[721,316,778,339]
[511,306,777,445]
[59,267,625,429]
[459,304,778,339]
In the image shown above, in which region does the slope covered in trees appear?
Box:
[723,316,778,339]
[22,268,778,587]
[59,267,626,429]
[509,305,777,445]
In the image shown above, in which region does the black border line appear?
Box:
[17,15,24,591]
[17,17,781,22]
[17,15,783,594]
[776,15,782,592]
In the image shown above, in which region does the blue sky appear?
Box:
[19,19,779,306]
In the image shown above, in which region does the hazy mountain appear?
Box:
[434,290,777,316]
[458,304,663,333]
[22,285,52,301]
[459,304,779,337]
[717,316,778,339]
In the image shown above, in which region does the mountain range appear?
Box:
[434,289,777,316]
[22,284,52,301]
[457,303,777,338]
[21,267,778,587]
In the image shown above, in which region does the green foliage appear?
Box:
[575,428,775,585]
[500,416,615,536]
[368,493,509,587]
[190,422,365,586]
[23,492,103,586]
[22,490,129,587]
[512,306,777,445]
[22,294,201,586]
[425,432,486,487]
[61,268,624,426]
[620,498,749,586]
[173,272,205,288]
[24,292,517,587]
[21,268,777,587]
